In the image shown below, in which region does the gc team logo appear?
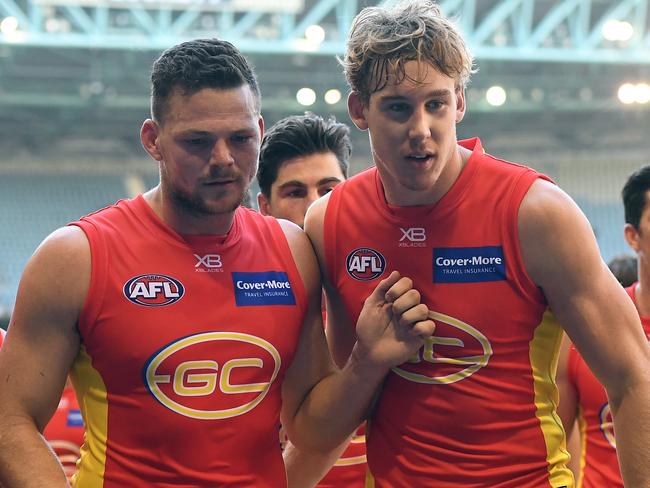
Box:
[392,310,492,384]
[124,274,184,307]
[144,332,281,420]
[600,403,616,449]
[346,248,386,281]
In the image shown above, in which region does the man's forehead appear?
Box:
[168,85,259,111]
[370,60,454,95]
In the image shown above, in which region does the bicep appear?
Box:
[305,195,357,369]
[0,226,88,430]
[520,180,649,400]
[323,288,357,369]
[279,221,336,431]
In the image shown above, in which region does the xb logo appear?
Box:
[195,254,223,272]
[399,227,426,242]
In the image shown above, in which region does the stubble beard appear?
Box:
[164,177,249,218]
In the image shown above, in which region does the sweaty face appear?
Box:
[350,60,466,206]
[259,152,344,228]
[156,85,262,219]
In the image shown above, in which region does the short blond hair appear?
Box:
[342,0,475,103]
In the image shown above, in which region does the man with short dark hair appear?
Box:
[558,165,650,487]
[257,114,366,488]
[0,38,434,487]
[257,114,350,229]
[608,254,638,288]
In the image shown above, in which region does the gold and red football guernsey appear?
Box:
[568,283,650,488]
[43,386,85,480]
[323,138,572,488]
[68,196,306,487]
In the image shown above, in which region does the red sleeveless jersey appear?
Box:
[568,283,649,488]
[43,386,85,480]
[323,138,572,487]
[68,196,306,487]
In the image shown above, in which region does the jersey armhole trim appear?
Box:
[68,220,108,339]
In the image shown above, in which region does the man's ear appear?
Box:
[625,223,641,252]
[141,119,162,161]
[258,115,265,140]
[348,92,369,131]
[455,87,467,124]
[257,192,271,216]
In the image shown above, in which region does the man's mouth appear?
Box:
[406,153,434,162]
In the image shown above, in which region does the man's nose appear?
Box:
[305,188,321,207]
[209,139,235,165]
[407,108,432,141]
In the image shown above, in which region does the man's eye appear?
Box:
[232,135,253,144]
[185,138,207,146]
[388,103,409,112]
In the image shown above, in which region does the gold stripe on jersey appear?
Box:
[577,407,587,488]
[530,310,574,487]
[335,454,367,466]
[69,346,108,488]
[364,467,375,488]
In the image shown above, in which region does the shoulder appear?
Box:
[306,192,333,228]
[278,219,321,296]
[278,219,316,264]
[21,226,91,312]
[36,225,90,264]
[518,178,605,292]
[518,178,586,235]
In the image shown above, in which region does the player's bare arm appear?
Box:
[283,198,370,488]
[519,178,650,486]
[279,220,434,453]
[304,193,357,368]
[0,226,88,487]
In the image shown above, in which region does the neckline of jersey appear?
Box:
[132,194,242,251]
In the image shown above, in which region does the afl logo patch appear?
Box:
[346,248,386,281]
[124,274,184,307]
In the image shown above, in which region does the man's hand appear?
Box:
[353,271,435,368]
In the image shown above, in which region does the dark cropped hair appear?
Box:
[150,38,260,123]
[257,114,352,198]
[607,254,638,288]
[622,165,650,229]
